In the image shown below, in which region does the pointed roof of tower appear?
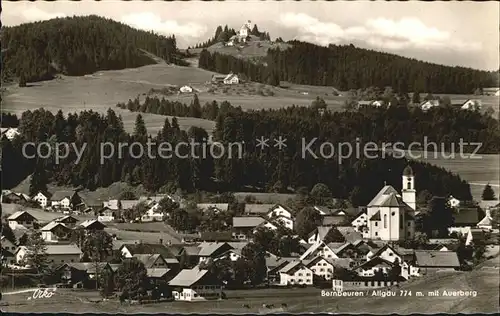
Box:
[403,165,414,176]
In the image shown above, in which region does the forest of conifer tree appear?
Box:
[1,15,179,83]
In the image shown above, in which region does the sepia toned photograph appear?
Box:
[0,0,499,314]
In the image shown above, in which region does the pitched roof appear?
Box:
[112,239,141,250]
[279,260,304,274]
[403,165,414,176]
[79,219,106,229]
[7,211,37,221]
[244,204,276,214]
[336,226,363,243]
[198,242,233,257]
[147,268,170,278]
[414,251,460,268]
[452,208,479,225]
[40,222,69,231]
[183,246,202,256]
[379,193,411,208]
[227,241,249,250]
[309,226,332,241]
[122,243,176,259]
[62,262,108,273]
[477,215,493,227]
[55,215,78,223]
[133,254,163,268]
[168,267,209,287]
[328,258,354,269]
[196,203,229,212]
[232,216,265,228]
[46,244,82,255]
[367,185,398,207]
[51,190,76,201]
[33,190,52,199]
[322,215,346,226]
[355,257,395,270]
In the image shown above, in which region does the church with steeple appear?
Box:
[364,165,416,241]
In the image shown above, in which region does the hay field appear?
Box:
[1,64,217,135]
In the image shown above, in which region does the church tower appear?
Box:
[402,165,416,210]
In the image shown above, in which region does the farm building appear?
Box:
[16,244,83,265]
[180,85,193,93]
[0,127,20,140]
[278,260,314,286]
[414,250,460,274]
[169,267,223,301]
[8,211,38,230]
[32,191,52,208]
[40,222,71,242]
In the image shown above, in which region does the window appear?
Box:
[400,215,403,229]
[375,222,378,227]
[306,273,311,276]
[383,214,387,228]
[389,252,393,256]
[408,222,411,227]
[71,259,74,262]
[407,181,411,190]
[320,268,324,272]
[375,232,378,236]
[298,279,303,283]
[328,268,332,272]
[298,273,302,276]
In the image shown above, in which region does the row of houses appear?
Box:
[357,99,483,112]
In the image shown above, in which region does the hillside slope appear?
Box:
[199,40,499,93]
[1,15,179,83]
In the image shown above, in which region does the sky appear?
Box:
[3,1,499,71]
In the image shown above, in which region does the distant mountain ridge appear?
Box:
[1,15,180,83]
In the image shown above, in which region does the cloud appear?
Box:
[279,13,482,52]
[21,6,67,21]
[120,12,207,39]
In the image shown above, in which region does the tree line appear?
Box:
[2,15,179,83]
[198,41,498,93]
[2,104,474,207]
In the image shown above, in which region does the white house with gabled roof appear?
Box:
[278,261,313,286]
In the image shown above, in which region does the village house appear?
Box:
[267,204,294,219]
[1,236,17,265]
[132,254,176,281]
[0,127,20,140]
[50,190,81,210]
[196,242,235,264]
[265,256,297,284]
[199,231,233,242]
[414,250,460,274]
[120,243,180,270]
[419,100,440,111]
[40,222,71,242]
[354,256,396,277]
[357,100,385,108]
[16,244,83,265]
[31,191,52,208]
[2,191,30,204]
[179,85,193,93]
[365,166,416,241]
[452,99,482,111]
[7,211,38,230]
[232,216,266,240]
[97,207,116,222]
[351,210,368,232]
[307,226,332,244]
[482,87,500,96]
[79,219,106,231]
[332,275,404,292]
[196,203,229,215]
[477,209,495,230]
[451,206,480,227]
[300,241,339,260]
[278,260,314,286]
[447,195,461,208]
[141,202,165,222]
[223,73,239,85]
[58,262,112,288]
[169,267,223,301]
[303,256,336,281]
[54,215,79,228]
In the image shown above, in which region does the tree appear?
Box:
[295,207,321,240]
[241,242,267,286]
[482,184,496,200]
[22,231,49,274]
[115,258,148,300]
[413,231,429,248]
[19,74,27,87]
[411,91,421,104]
[134,114,148,140]
[82,230,113,289]
[323,227,346,243]
[1,223,16,244]
[416,190,432,206]
[119,191,137,200]
[29,163,49,196]
[311,97,327,110]
[389,258,402,279]
[310,183,332,205]
[158,197,179,214]
[99,268,115,298]
[427,197,455,237]
[253,227,275,251]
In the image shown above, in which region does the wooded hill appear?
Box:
[199,41,498,94]
[1,15,180,83]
